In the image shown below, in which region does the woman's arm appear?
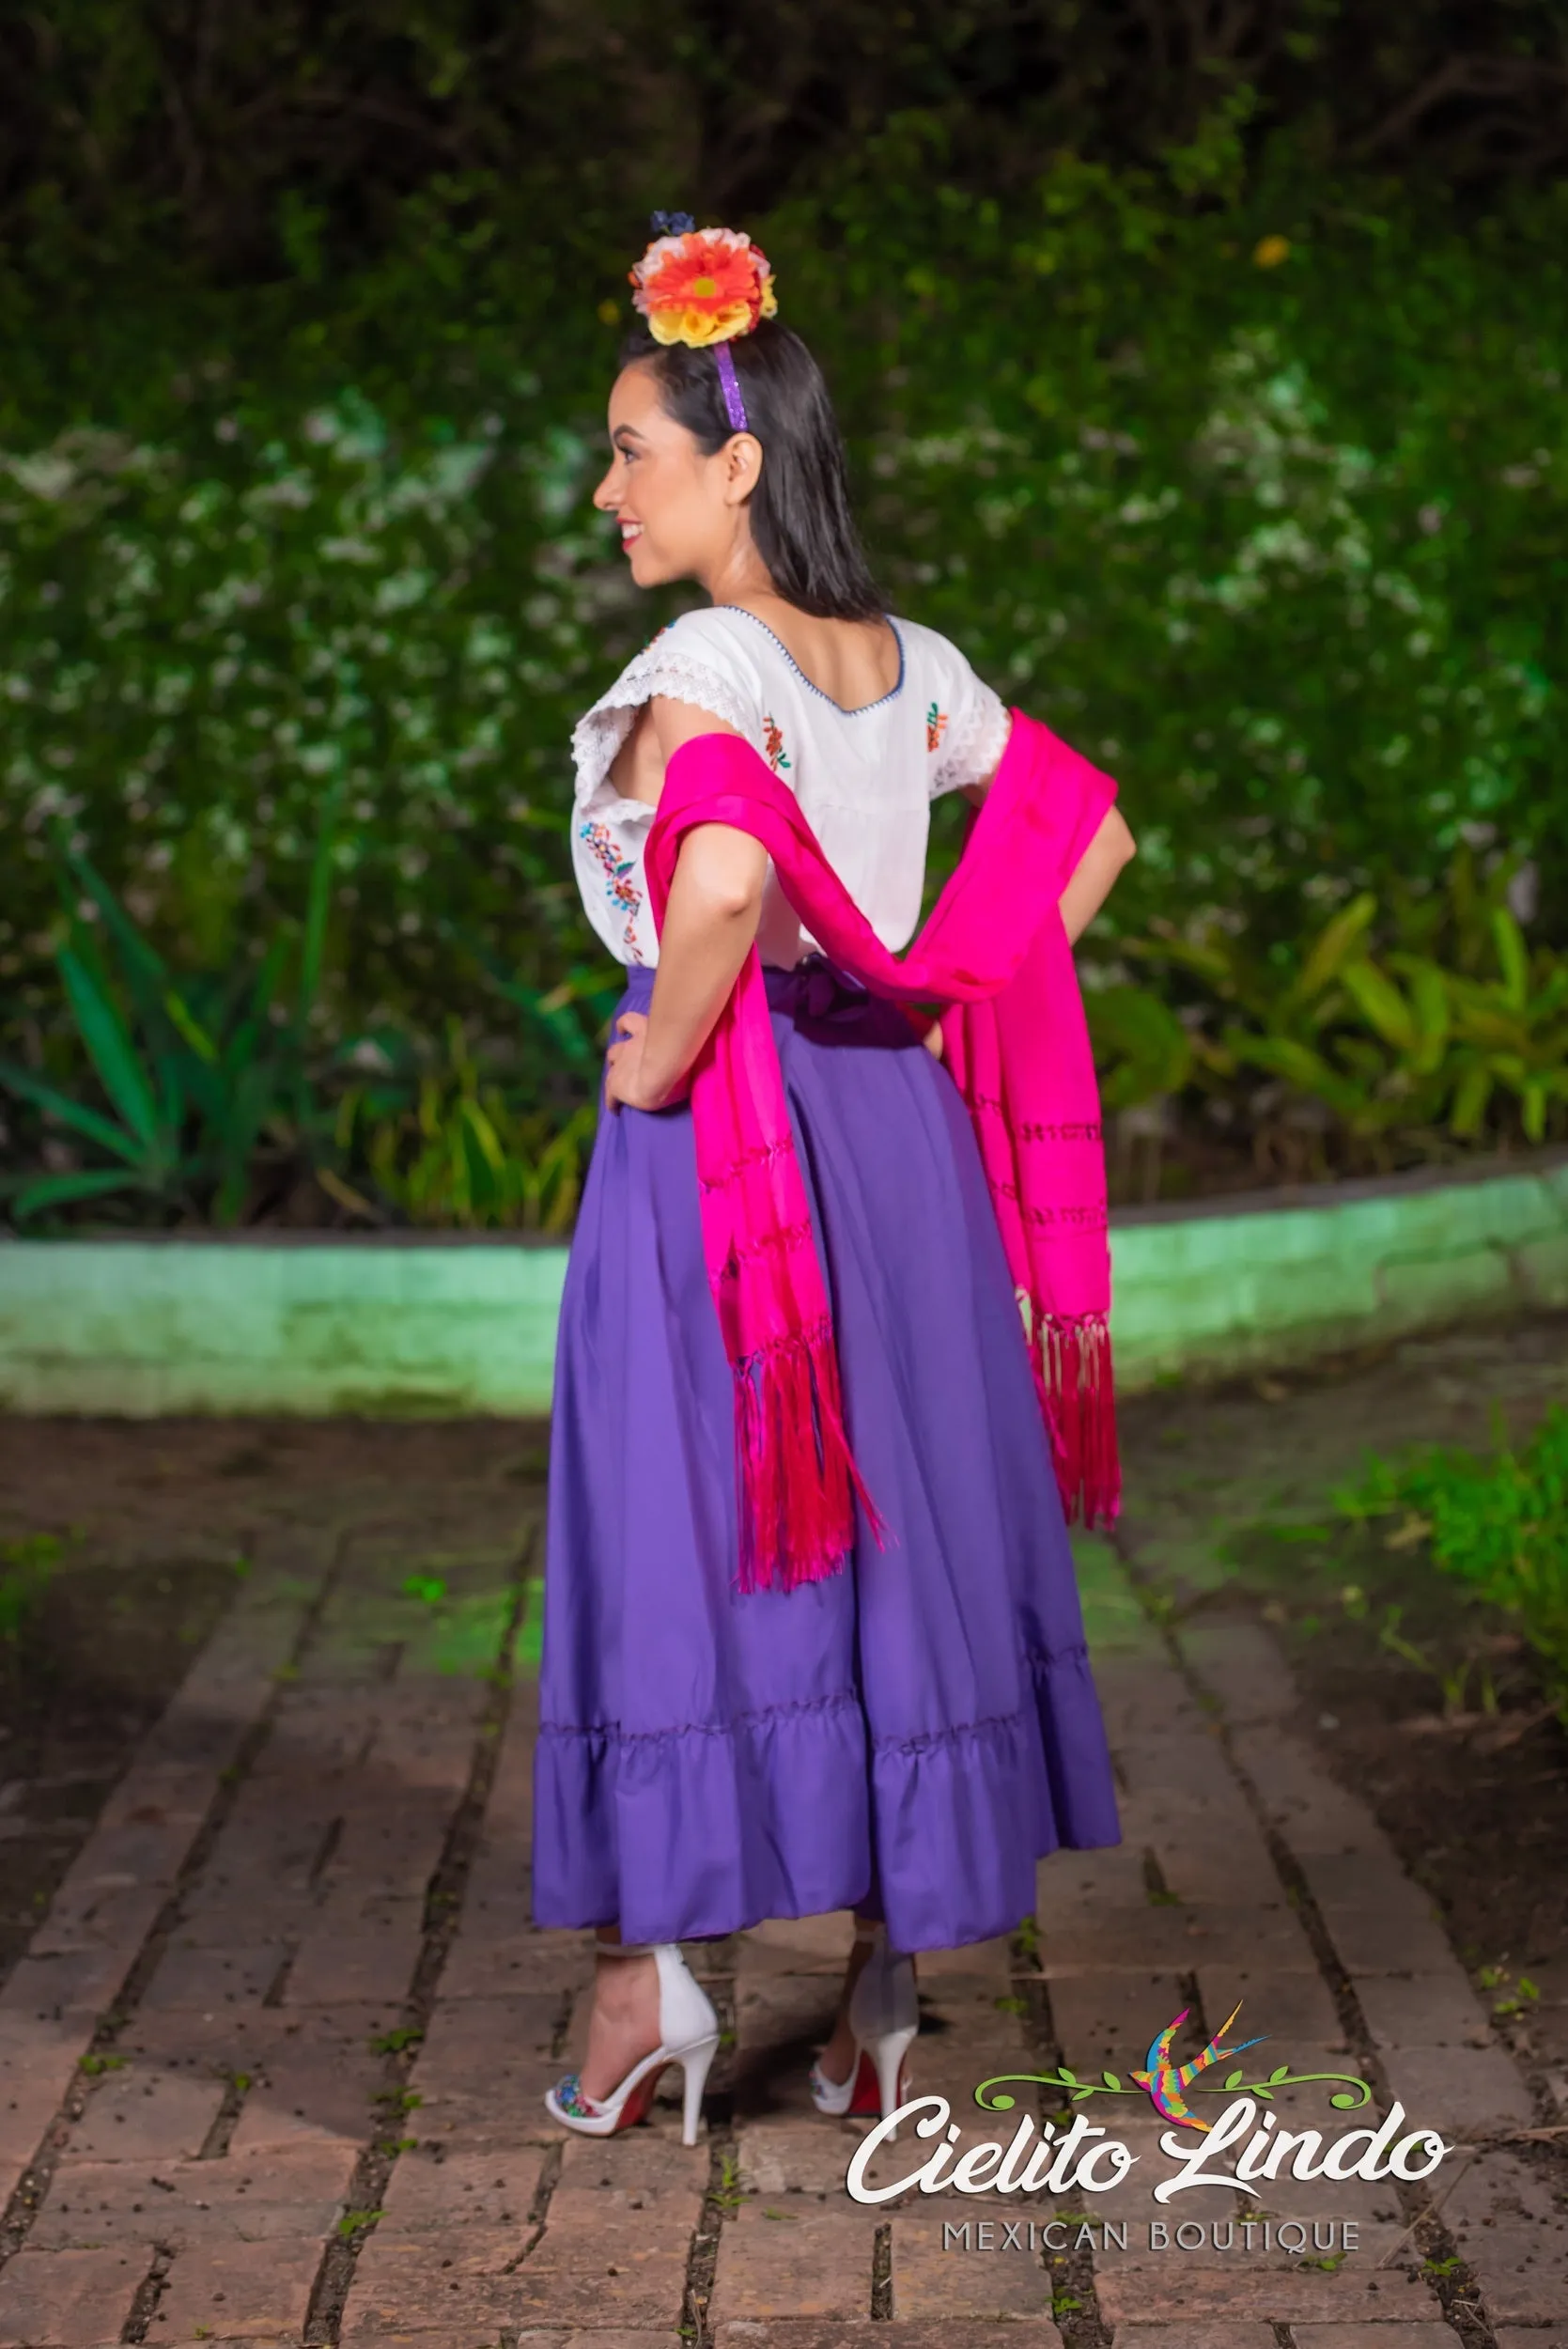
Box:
[1059,804,1137,943]
[603,698,768,1113]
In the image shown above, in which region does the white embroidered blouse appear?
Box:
[568,604,1013,969]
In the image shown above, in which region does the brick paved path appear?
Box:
[0,1411,1563,2348]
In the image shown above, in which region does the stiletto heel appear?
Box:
[681,2036,718,2146]
[545,1940,720,2145]
[872,2024,917,2126]
[809,1922,919,2131]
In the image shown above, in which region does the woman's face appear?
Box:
[592,362,749,589]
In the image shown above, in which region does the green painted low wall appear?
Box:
[1109,1151,1568,1387]
[1,1152,1565,1416]
[0,1237,568,1417]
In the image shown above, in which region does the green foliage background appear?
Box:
[2,16,1565,1210]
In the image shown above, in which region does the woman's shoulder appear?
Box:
[577,608,765,734]
[888,617,1014,792]
[639,603,766,667]
[887,614,993,691]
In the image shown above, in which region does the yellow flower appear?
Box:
[646,299,756,349]
[597,298,620,325]
[1253,235,1291,270]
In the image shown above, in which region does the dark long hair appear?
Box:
[619,317,886,621]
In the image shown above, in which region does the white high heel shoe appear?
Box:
[808,1921,919,2130]
[544,1940,721,2147]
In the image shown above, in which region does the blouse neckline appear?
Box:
[714,605,906,717]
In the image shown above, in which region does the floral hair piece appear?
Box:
[629,214,778,433]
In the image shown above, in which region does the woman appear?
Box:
[533,216,1134,2144]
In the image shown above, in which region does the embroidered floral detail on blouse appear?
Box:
[762,714,791,773]
[579,817,645,963]
[926,702,949,754]
[552,2070,602,2118]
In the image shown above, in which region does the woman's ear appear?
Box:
[721,432,763,505]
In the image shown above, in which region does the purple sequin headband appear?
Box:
[630,210,778,437]
[712,342,749,433]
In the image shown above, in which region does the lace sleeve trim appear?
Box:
[932,678,1013,798]
[571,643,759,807]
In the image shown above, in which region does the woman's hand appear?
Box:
[604,1010,687,1113]
[900,1005,946,1061]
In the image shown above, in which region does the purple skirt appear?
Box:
[530,956,1121,1952]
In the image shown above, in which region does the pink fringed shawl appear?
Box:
[643,706,1120,1595]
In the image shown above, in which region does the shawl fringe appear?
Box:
[733,1319,885,1595]
[1030,1310,1121,1531]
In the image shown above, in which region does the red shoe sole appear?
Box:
[846,2048,910,2117]
[613,2061,668,2131]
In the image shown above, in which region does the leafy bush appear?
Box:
[1089,846,1568,1193]
[11,0,1563,289]
[0,152,1563,1220]
[810,143,1565,930]
[0,808,343,1223]
[1338,1409,1568,1721]
[0,362,616,1055]
[332,1025,597,1234]
[0,824,612,1230]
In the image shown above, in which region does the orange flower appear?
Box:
[629,226,778,348]
[1253,235,1291,270]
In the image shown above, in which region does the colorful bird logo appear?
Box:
[1131,2002,1266,2132]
